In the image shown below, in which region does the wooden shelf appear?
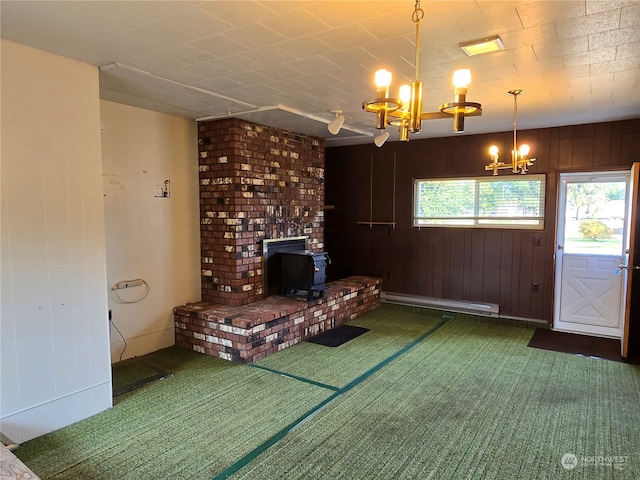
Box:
[357,221,397,228]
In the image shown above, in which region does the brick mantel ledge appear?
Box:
[174,276,382,363]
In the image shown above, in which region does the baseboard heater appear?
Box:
[380,291,499,318]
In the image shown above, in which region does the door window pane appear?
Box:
[563,181,626,255]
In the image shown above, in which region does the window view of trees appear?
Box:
[414,175,545,229]
[564,181,626,254]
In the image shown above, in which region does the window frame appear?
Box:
[413,174,546,230]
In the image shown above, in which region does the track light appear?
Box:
[374,130,390,147]
[328,109,345,135]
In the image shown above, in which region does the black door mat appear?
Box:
[528,328,640,364]
[307,325,370,347]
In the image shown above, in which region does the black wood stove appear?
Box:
[281,250,329,300]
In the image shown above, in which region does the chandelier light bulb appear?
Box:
[399,84,411,108]
[374,69,392,89]
[452,69,471,88]
[519,144,530,156]
[489,145,499,156]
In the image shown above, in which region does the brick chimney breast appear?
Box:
[198,118,325,306]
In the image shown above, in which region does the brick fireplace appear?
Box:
[198,118,325,306]
[175,118,382,363]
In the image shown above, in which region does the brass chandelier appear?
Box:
[485,90,536,175]
[362,0,482,146]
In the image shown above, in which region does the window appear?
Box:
[413,174,545,229]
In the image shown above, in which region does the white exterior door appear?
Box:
[554,171,630,338]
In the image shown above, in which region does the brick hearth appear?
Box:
[174,276,381,363]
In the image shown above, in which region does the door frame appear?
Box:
[553,170,631,338]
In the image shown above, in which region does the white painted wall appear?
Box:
[1,40,112,443]
[100,101,200,363]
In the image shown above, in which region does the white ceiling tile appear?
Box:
[569,72,615,88]
[131,53,189,75]
[556,9,622,40]
[361,36,418,62]
[516,1,586,29]
[615,42,640,59]
[304,2,392,29]
[590,57,640,75]
[256,64,304,82]
[184,61,232,79]
[134,22,198,48]
[235,83,284,100]
[213,54,264,75]
[163,44,217,64]
[297,72,343,90]
[200,1,276,27]
[514,55,565,75]
[499,24,559,50]
[587,1,636,15]
[268,77,309,94]
[322,47,378,70]
[620,4,640,27]
[533,37,589,59]
[260,10,330,40]
[277,36,335,58]
[160,7,234,37]
[224,22,287,49]
[240,46,297,67]
[226,70,273,88]
[563,46,618,67]
[589,26,640,49]
[314,24,379,51]
[194,76,252,94]
[357,12,415,42]
[286,56,341,75]
[189,34,250,57]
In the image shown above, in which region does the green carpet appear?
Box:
[252,305,447,388]
[15,306,640,479]
[16,347,333,479]
[230,316,640,480]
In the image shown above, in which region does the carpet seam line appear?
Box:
[247,364,340,391]
[211,315,452,480]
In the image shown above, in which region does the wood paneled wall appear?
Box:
[325,119,640,322]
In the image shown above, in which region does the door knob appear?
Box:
[616,264,640,275]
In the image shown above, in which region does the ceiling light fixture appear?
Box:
[460,35,505,57]
[485,90,536,175]
[362,0,482,147]
[327,109,345,135]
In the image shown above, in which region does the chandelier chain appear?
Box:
[412,0,424,23]
[413,0,423,80]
